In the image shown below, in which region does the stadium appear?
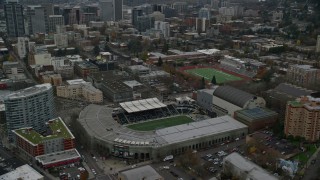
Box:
[76,98,248,162]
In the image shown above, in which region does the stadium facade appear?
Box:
[76,103,248,161]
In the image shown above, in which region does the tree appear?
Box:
[157,57,163,67]
[200,77,206,89]
[128,39,142,56]
[211,75,217,85]
[162,41,169,54]
[93,45,100,56]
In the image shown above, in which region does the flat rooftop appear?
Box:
[235,108,278,122]
[224,152,278,180]
[0,164,43,180]
[103,79,132,93]
[35,148,80,166]
[13,117,74,145]
[5,83,52,100]
[67,79,87,85]
[123,80,142,88]
[155,115,247,145]
[76,61,98,69]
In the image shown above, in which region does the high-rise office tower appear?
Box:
[48,15,64,33]
[132,8,143,26]
[4,0,25,37]
[100,0,123,21]
[27,5,48,35]
[4,84,55,140]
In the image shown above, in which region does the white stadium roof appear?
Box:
[120,98,167,113]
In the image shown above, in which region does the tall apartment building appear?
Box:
[27,6,48,35]
[285,96,320,142]
[4,0,25,37]
[100,0,123,21]
[287,65,320,88]
[48,15,64,33]
[4,84,55,140]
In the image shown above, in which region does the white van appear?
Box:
[163,155,174,162]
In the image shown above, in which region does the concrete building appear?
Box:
[27,5,48,35]
[48,15,64,33]
[285,96,320,142]
[77,104,248,161]
[196,18,210,33]
[0,164,44,180]
[154,21,170,38]
[74,61,99,79]
[223,152,278,180]
[4,84,55,140]
[264,83,315,120]
[197,89,215,112]
[172,2,187,14]
[34,52,52,65]
[54,33,68,48]
[100,0,123,21]
[199,8,211,19]
[287,65,320,88]
[56,80,103,103]
[234,108,278,133]
[210,86,266,117]
[149,11,165,21]
[128,65,150,75]
[41,74,62,86]
[4,0,25,37]
[101,79,133,102]
[16,37,29,59]
[56,66,74,79]
[118,165,163,180]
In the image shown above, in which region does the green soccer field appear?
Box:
[185,68,242,84]
[127,115,193,131]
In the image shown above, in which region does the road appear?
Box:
[10,52,37,84]
[78,149,113,180]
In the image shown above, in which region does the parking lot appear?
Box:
[249,130,297,157]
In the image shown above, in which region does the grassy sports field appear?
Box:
[185,68,242,84]
[127,115,193,131]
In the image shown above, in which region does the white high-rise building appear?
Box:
[154,21,170,38]
[16,37,29,59]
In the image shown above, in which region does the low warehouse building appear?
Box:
[223,152,278,180]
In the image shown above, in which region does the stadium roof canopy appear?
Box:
[213,85,255,107]
[120,98,167,113]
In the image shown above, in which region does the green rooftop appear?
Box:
[288,100,304,107]
[14,118,74,145]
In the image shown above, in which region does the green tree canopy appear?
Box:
[211,75,217,85]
